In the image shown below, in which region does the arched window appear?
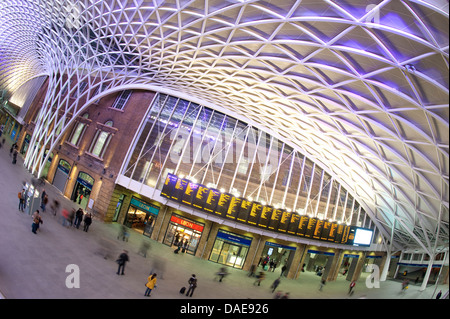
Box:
[89,120,114,158]
[69,113,89,146]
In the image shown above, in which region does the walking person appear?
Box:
[41,194,48,213]
[348,280,356,295]
[271,277,281,293]
[144,273,157,297]
[12,147,18,164]
[254,271,265,286]
[50,199,60,216]
[83,213,92,232]
[319,278,326,291]
[31,210,42,234]
[116,250,129,275]
[74,208,84,229]
[185,274,197,297]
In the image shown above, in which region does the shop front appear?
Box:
[209,230,252,269]
[163,213,204,255]
[124,197,159,237]
[71,171,94,209]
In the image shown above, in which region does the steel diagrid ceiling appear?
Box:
[0,0,448,252]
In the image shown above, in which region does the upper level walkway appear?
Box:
[0,137,448,301]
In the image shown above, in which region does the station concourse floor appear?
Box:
[0,140,448,301]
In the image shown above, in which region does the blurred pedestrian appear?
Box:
[41,194,48,212]
[319,278,326,291]
[116,250,129,275]
[144,273,157,297]
[254,271,265,286]
[83,213,92,232]
[67,209,75,227]
[349,280,356,295]
[216,267,228,282]
[271,277,281,293]
[436,290,442,299]
[50,199,60,216]
[185,274,197,297]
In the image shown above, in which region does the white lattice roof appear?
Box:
[0,0,448,252]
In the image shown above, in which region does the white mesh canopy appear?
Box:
[0,0,448,252]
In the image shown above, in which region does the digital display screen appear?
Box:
[287,213,300,235]
[171,178,189,202]
[268,208,283,230]
[192,185,209,209]
[226,196,241,220]
[278,210,291,233]
[327,222,338,242]
[320,220,332,241]
[203,189,220,213]
[334,224,345,243]
[182,181,198,206]
[160,173,178,199]
[312,219,324,240]
[297,215,309,236]
[305,217,317,238]
[247,202,262,225]
[237,198,252,223]
[215,192,232,217]
[258,206,273,228]
[353,228,373,246]
[340,225,351,244]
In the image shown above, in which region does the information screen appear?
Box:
[312,219,324,240]
[277,210,291,233]
[203,188,220,213]
[226,196,241,220]
[320,220,332,241]
[297,215,309,236]
[192,185,209,209]
[304,217,317,238]
[340,225,351,244]
[237,198,252,223]
[287,213,300,235]
[334,224,345,243]
[258,206,273,228]
[182,181,198,206]
[247,202,262,225]
[215,192,232,217]
[352,227,373,246]
[327,222,338,242]
[171,178,189,202]
[268,208,283,230]
[160,173,178,199]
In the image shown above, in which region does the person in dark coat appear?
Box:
[116,250,129,275]
[185,274,197,297]
[83,213,92,232]
[74,208,84,229]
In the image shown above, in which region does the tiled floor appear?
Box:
[0,139,448,300]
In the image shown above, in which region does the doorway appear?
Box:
[71,171,94,209]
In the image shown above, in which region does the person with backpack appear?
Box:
[18,189,24,212]
[185,274,197,297]
[31,210,42,234]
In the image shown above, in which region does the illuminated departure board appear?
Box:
[247,202,262,225]
[258,206,273,228]
[160,173,373,246]
[297,216,309,236]
[287,213,300,235]
[215,192,232,217]
[305,217,317,238]
[320,220,332,241]
[278,210,291,233]
[226,196,241,220]
[172,178,189,202]
[193,185,209,209]
[237,198,252,223]
[312,219,324,240]
[327,222,338,242]
[203,189,220,213]
[182,182,198,206]
[160,173,178,199]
